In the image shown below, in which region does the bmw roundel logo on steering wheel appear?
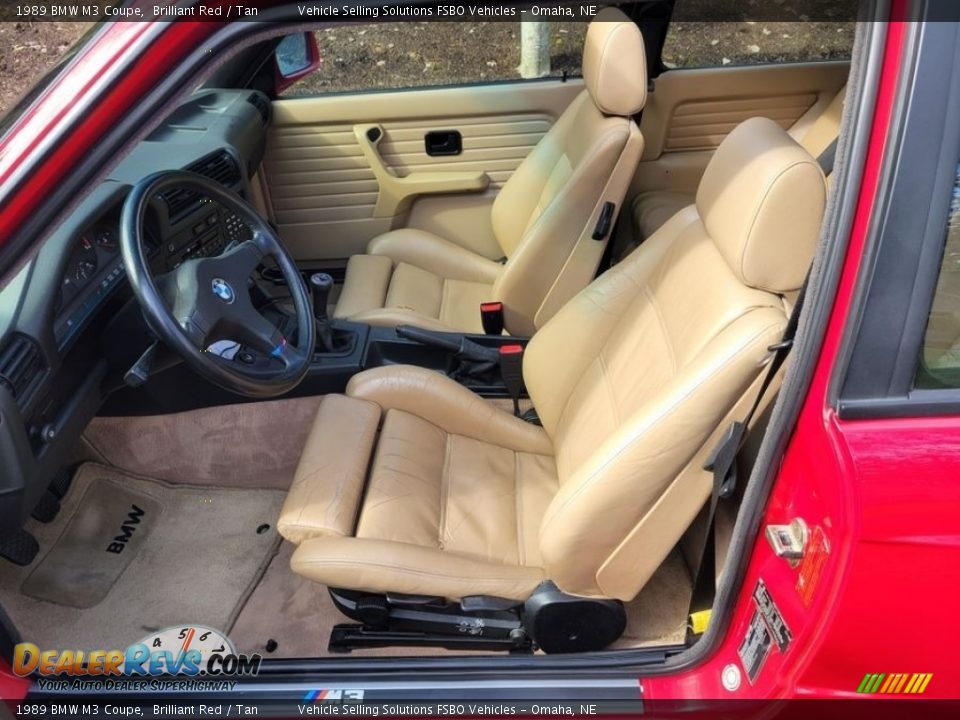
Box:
[211,278,235,304]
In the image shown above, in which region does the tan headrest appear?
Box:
[696,117,826,294]
[582,7,647,117]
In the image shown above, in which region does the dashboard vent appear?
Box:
[247,92,270,126]
[162,150,242,220]
[0,334,46,406]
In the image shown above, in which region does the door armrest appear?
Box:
[354,123,490,217]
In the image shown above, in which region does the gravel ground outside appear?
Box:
[0,19,854,116]
[0,21,94,116]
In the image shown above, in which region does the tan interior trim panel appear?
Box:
[353,123,490,217]
[665,92,817,151]
[640,61,849,161]
[265,80,584,261]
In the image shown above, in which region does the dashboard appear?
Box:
[0,88,270,530]
[54,212,125,348]
[51,151,255,351]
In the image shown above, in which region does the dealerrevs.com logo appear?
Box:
[13,625,261,690]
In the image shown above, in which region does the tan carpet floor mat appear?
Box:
[0,463,284,650]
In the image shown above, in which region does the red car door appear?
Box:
[645,11,960,704]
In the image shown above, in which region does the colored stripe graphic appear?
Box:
[857,673,932,694]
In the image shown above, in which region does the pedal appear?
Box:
[31,490,61,523]
[49,470,73,500]
[0,529,39,566]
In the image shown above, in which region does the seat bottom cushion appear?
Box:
[633,190,695,242]
[333,228,502,333]
[285,370,558,601]
[358,408,557,568]
[335,257,493,333]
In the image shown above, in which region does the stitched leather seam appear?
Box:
[438,278,452,326]
[592,23,619,113]
[514,450,524,566]
[596,352,620,427]
[438,430,452,551]
[642,282,677,375]
[552,272,628,434]
[288,398,377,534]
[293,557,540,583]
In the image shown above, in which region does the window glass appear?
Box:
[279,22,588,96]
[662,21,854,69]
[916,163,960,389]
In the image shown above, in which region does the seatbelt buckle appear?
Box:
[480,301,505,335]
[499,344,525,416]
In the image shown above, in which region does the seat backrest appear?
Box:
[795,84,847,160]
[490,7,647,336]
[523,117,826,600]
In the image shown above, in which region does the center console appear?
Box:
[259,287,529,401]
[298,320,528,400]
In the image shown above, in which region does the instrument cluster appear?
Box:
[59,225,120,308]
[55,221,127,348]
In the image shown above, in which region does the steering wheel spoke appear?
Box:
[235,311,287,359]
[221,238,267,280]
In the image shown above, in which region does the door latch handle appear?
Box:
[425,130,462,156]
[765,518,808,567]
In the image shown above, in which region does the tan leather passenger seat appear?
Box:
[278,117,826,603]
[628,84,846,253]
[333,8,647,336]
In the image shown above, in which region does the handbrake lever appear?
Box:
[395,325,499,364]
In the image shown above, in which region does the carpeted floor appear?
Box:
[80,396,325,489]
[230,542,691,658]
[0,463,284,650]
[229,542,457,658]
[617,549,691,648]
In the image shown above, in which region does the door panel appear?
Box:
[630,61,849,197]
[264,80,584,262]
[665,93,818,150]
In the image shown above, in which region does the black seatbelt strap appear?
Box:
[817,138,839,175]
[685,278,809,639]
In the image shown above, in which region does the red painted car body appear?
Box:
[645,18,959,702]
[0,8,956,706]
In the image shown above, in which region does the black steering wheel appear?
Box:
[120,170,315,398]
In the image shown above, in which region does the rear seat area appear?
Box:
[619,84,847,258]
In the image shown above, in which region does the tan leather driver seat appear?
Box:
[278,117,826,604]
[332,8,647,336]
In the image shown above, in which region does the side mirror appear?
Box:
[274,32,321,94]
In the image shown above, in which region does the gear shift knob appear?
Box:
[309,272,333,321]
